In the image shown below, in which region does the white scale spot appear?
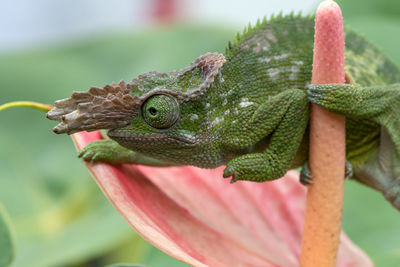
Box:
[252,40,271,54]
[222,98,228,106]
[267,68,280,80]
[190,114,199,121]
[266,30,277,43]
[205,103,210,109]
[267,65,301,81]
[224,110,230,115]
[239,98,255,108]
[258,53,291,63]
[179,130,195,139]
[211,116,224,127]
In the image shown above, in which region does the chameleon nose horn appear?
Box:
[47,81,140,134]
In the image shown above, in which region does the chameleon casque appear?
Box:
[47,14,400,210]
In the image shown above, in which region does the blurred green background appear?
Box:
[0,0,400,266]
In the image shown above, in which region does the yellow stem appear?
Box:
[0,101,52,112]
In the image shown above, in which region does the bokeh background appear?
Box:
[0,0,400,266]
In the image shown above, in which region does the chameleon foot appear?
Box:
[299,160,353,186]
[307,83,356,107]
[223,153,287,182]
[78,139,148,164]
[223,166,238,183]
[78,140,120,163]
[79,139,173,166]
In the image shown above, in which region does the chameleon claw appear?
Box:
[78,147,100,163]
[300,174,313,186]
[306,87,324,105]
[300,161,313,186]
[223,166,240,183]
[91,153,101,162]
[300,160,354,185]
[300,177,313,186]
[83,151,95,161]
[78,148,85,158]
[345,160,354,179]
[223,166,234,178]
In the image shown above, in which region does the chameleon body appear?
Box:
[47,14,400,210]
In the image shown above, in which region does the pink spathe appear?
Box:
[72,131,372,267]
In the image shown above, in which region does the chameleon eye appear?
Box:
[142,94,179,129]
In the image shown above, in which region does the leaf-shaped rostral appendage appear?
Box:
[47,81,141,135]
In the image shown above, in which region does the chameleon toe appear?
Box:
[223,166,234,178]
[86,151,97,160]
[78,148,87,158]
[230,179,238,184]
[306,88,323,104]
[91,153,102,162]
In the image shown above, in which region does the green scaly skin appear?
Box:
[47,14,400,210]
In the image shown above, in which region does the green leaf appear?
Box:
[0,204,14,267]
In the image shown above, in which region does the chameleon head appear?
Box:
[106,91,197,152]
[47,53,226,159]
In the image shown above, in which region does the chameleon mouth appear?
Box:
[107,129,196,146]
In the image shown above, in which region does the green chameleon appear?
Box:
[47,14,400,210]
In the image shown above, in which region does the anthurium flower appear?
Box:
[72,131,373,267]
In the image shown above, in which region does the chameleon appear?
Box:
[47,14,400,210]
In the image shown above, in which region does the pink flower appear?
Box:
[72,131,373,267]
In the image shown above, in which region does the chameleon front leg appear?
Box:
[223,89,309,182]
[308,83,400,209]
[307,83,400,155]
[79,139,173,166]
